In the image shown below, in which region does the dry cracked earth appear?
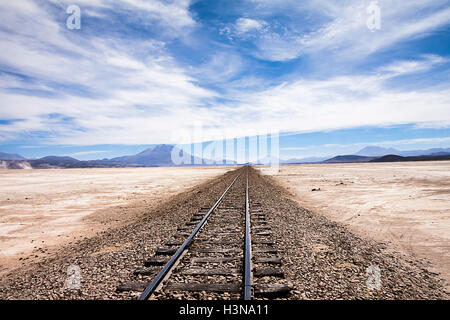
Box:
[0,167,447,300]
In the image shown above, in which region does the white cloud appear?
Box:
[244,0,450,62]
[235,18,268,34]
[219,17,268,41]
[190,51,244,83]
[49,0,195,31]
[0,0,216,145]
[2,55,449,146]
[188,56,450,143]
[378,55,448,75]
[121,0,195,29]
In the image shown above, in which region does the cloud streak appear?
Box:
[238,0,450,62]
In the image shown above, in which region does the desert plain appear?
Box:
[0,161,449,294]
[268,161,450,290]
[0,166,232,276]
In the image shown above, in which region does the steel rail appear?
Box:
[243,166,253,299]
[138,169,243,300]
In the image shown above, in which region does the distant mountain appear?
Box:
[355,146,399,157]
[29,156,80,169]
[370,154,405,162]
[111,144,174,166]
[399,147,450,157]
[371,154,450,162]
[39,156,79,162]
[429,152,450,156]
[0,152,27,160]
[355,146,450,157]
[323,155,376,163]
[0,144,234,169]
[26,156,143,169]
[110,144,225,166]
[287,146,450,165]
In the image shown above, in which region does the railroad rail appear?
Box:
[117,166,290,300]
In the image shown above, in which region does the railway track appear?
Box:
[117,167,290,300]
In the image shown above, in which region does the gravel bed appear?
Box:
[154,174,246,300]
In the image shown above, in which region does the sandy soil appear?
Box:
[266,161,450,290]
[0,167,232,275]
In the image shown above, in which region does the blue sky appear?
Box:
[0,0,449,160]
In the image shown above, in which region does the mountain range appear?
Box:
[280,146,450,164]
[0,144,230,169]
[322,146,450,163]
[1,145,450,169]
[110,144,175,166]
[0,152,27,160]
[108,144,213,166]
[355,146,450,157]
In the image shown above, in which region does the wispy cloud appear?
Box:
[0,0,449,150]
[239,0,450,62]
[196,55,450,142]
[0,0,217,145]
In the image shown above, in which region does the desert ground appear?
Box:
[267,161,450,290]
[0,167,232,276]
[0,165,447,300]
